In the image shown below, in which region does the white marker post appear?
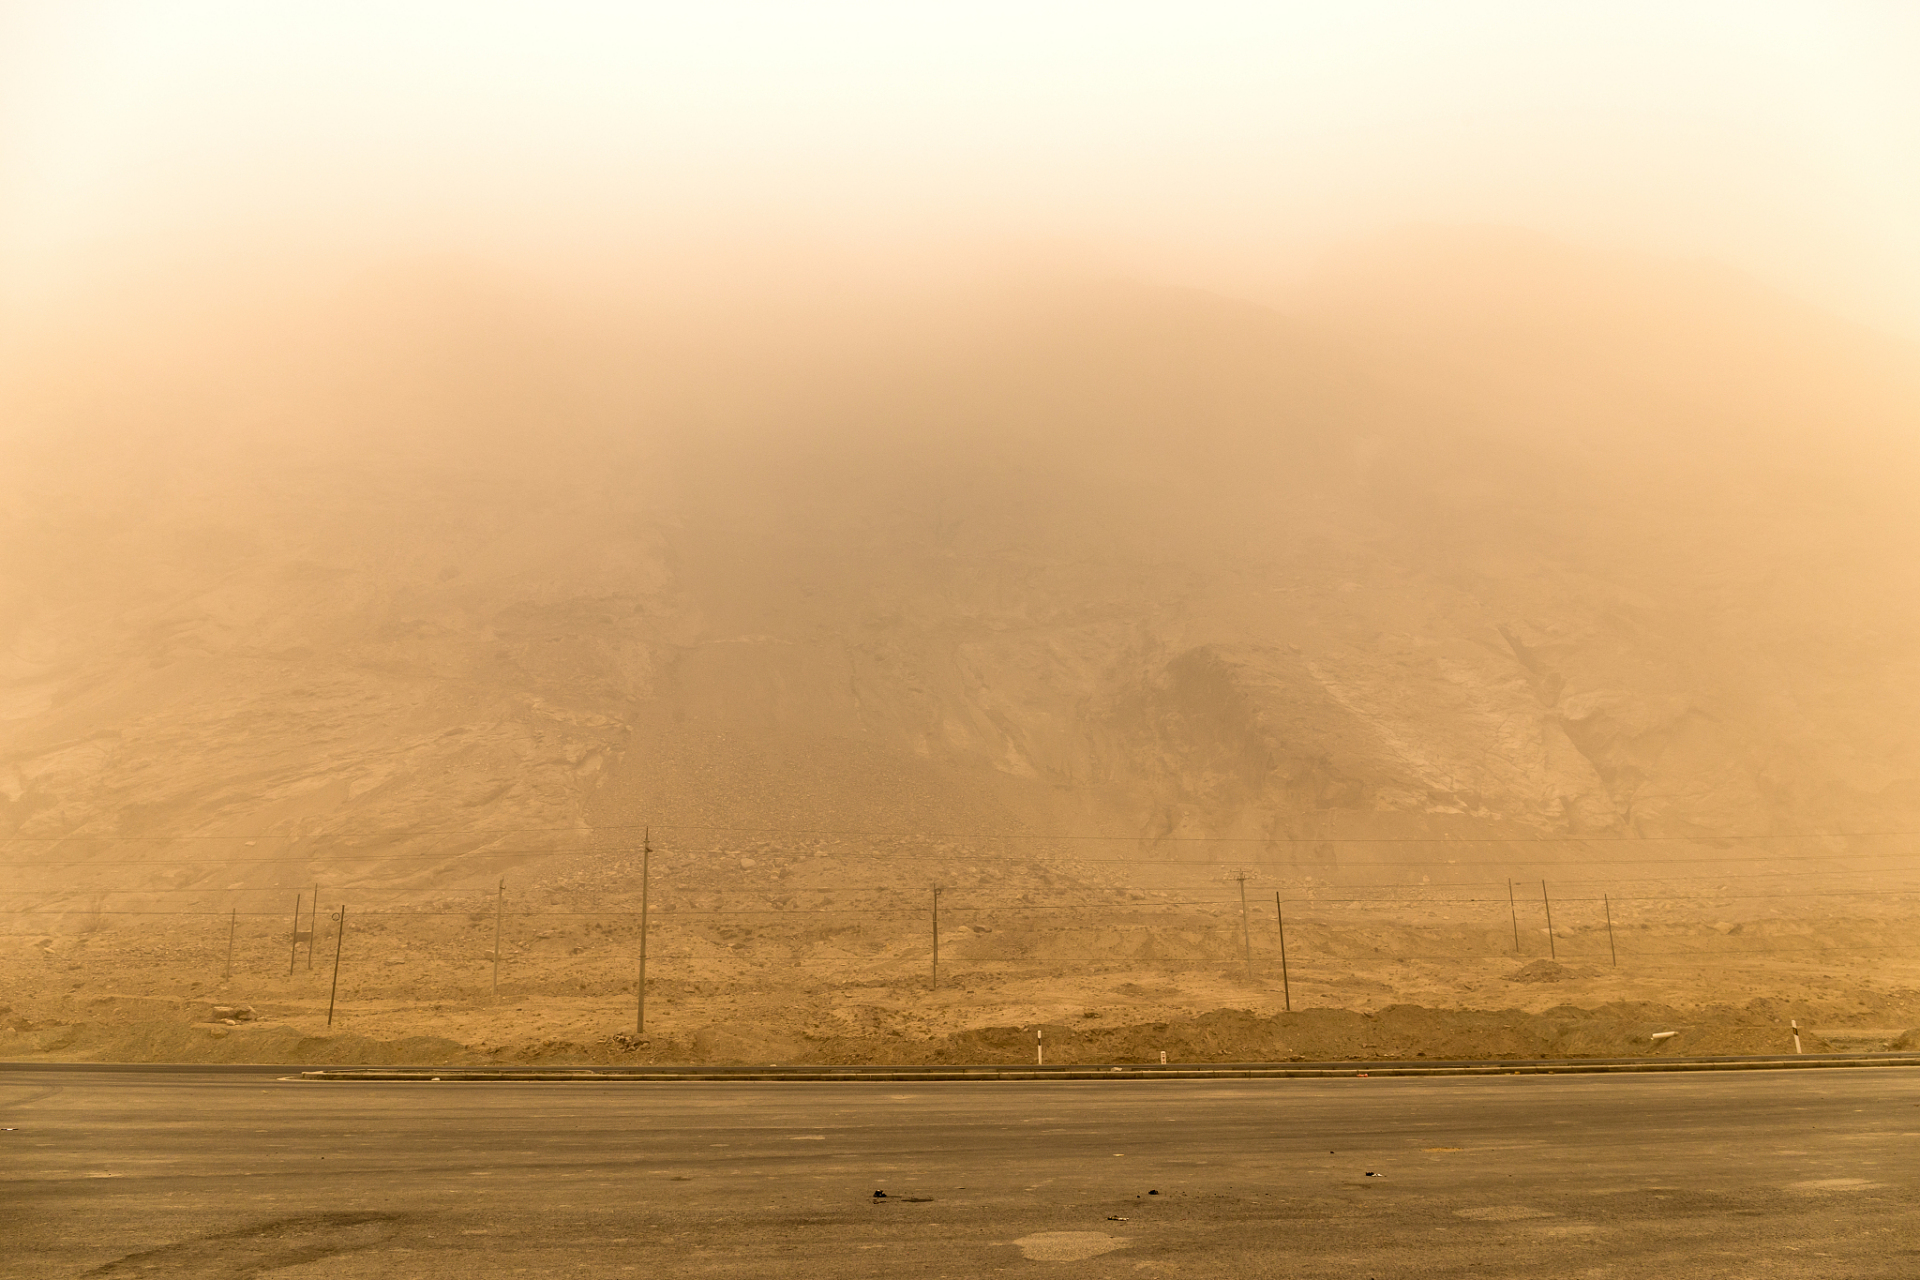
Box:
[1037,1029,1044,1066]
[1792,1019,1803,1054]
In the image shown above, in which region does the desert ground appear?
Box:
[7,836,1916,1066]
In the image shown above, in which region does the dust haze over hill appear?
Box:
[8,229,1920,863]
[6,229,1920,1063]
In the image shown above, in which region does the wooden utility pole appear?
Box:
[307,883,318,969]
[288,894,302,976]
[1508,879,1521,953]
[223,908,236,982]
[326,906,346,1026]
[492,879,505,1002]
[1604,893,1618,967]
[931,886,942,992]
[1237,875,1254,980]
[1541,880,1556,960]
[637,829,651,1035]
[1274,892,1292,1012]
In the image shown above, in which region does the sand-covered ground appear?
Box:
[8,235,1920,1071]
[8,849,1916,1067]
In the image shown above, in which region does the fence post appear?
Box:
[326,905,346,1027]
[1541,880,1556,961]
[1274,892,1291,1012]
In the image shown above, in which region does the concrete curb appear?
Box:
[298,1052,1920,1082]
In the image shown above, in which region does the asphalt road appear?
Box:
[5,1067,1917,1278]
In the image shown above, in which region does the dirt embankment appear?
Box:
[6,996,1909,1068]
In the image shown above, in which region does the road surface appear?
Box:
[5,1066,1917,1277]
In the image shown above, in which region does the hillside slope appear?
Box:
[5,232,1919,905]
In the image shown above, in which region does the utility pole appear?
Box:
[931,886,942,993]
[492,878,505,1002]
[637,829,651,1036]
[326,905,346,1026]
[1237,874,1254,981]
[307,883,318,969]
[1604,893,1618,967]
[1508,879,1521,954]
[288,893,302,977]
[223,908,236,982]
[1274,892,1292,1012]
[1541,880,1556,961]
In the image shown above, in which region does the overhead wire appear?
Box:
[8,818,1920,849]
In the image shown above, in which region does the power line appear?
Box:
[7,863,1917,897]
[12,845,1920,870]
[8,820,1920,846]
[6,887,1917,918]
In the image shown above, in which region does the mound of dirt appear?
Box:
[0,993,1854,1066]
[0,1017,477,1066]
[1504,960,1599,983]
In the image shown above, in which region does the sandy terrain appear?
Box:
[6,844,1915,1066]
[7,234,1920,1067]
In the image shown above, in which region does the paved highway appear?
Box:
[5,1066,1917,1277]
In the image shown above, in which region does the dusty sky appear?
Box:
[3,2,1919,333]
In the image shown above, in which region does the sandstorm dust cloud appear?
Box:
[3,0,1918,877]
[3,5,1920,1069]
[3,4,1920,332]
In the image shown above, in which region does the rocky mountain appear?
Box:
[5,229,1919,899]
